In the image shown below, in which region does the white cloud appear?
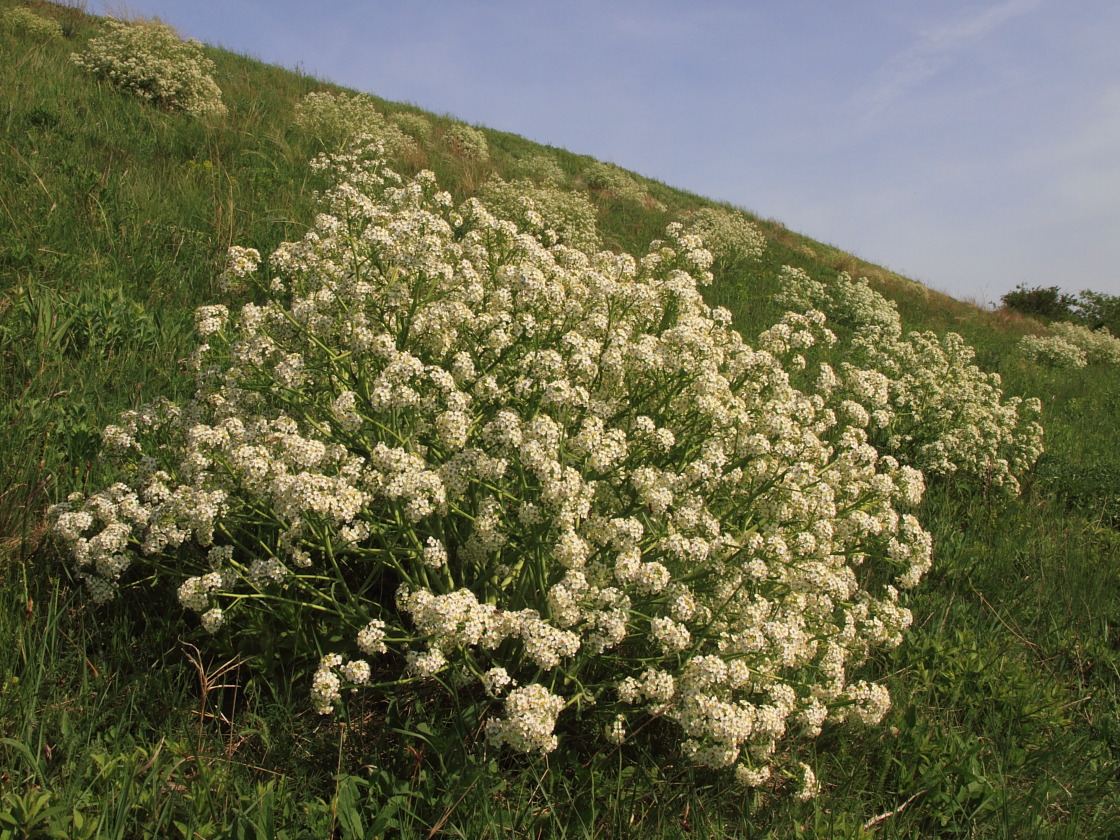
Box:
[858,0,1043,117]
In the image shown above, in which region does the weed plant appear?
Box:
[71,16,226,116]
[2,2,1119,837]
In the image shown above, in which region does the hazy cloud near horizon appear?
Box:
[856,0,1044,120]
[90,0,1120,301]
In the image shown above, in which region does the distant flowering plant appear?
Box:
[294,91,417,155]
[776,267,900,338]
[5,7,63,39]
[1047,322,1120,365]
[1019,334,1087,368]
[862,330,1043,494]
[52,141,932,796]
[778,268,1044,493]
[390,112,433,142]
[680,207,765,274]
[71,17,226,117]
[480,176,602,253]
[583,161,664,210]
[444,123,489,161]
[512,152,568,185]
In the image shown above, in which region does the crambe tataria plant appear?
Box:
[777,268,1044,493]
[71,18,226,117]
[52,140,933,795]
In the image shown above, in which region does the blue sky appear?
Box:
[92,0,1120,302]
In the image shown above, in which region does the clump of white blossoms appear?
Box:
[71,18,226,117]
[778,268,1044,493]
[512,152,568,186]
[51,141,934,794]
[583,161,664,210]
[390,112,433,142]
[680,207,765,274]
[1019,333,1087,368]
[5,7,64,39]
[294,91,417,156]
[1047,321,1120,365]
[776,268,901,338]
[444,123,489,161]
[480,176,602,253]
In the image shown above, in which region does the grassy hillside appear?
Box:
[2,3,1118,838]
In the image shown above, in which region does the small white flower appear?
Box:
[341,659,371,685]
[796,762,820,800]
[605,714,627,745]
[200,608,224,634]
[422,537,448,569]
[357,619,388,655]
[481,666,513,696]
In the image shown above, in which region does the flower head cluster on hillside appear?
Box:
[444,123,489,161]
[680,207,765,273]
[294,91,417,155]
[479,176,601,253]
[777,268,1043,493]
[71,17,226,117]
[391,112,433,141]
[512,152,568,185]
[1020,321,1120,368]
[52,140,934,795]
[583,161,664,210]
[1019,334,1088,368]
[4,6,63,39]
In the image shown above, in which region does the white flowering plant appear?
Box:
[1047,321,1120,365]
[1018,334,1088,368]
[775,267,901,339]
[4,7,63,39]
[778,268,1044,493]
[512,152,568,185]
[294,91,417,156]
[51,141,933,794]
[480,176,602,253]
[390,112,433,142]
[71,18,226,117]
[583,161,664,210]
[444,123,489,161]
[680,207,765,275]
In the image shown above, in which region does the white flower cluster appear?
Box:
[71,18,226,117]
[1048,322,1120,365]
[390,112,432,141]
[485,684,567,754]
[1019,333,1087,368]
[294,92,417,155]
[216,246,260,293]
[310,652,374,714]
[52,142,937,793]
[512,152,567,185]
[193,304,229,337]
[444,123,489,161]
[865,331,1044,493]
[480,176,601,253]
[775,268,901,338]
[5,7,63,39]
[681,207,765,271]
[778,268,1044,493]
[583,161,663,210]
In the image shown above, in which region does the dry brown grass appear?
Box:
[987,306,1049,336]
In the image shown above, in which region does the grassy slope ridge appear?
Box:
[1,3,1118,837]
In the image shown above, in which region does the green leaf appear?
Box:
[334,776,365,840]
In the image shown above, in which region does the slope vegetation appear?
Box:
[2,4,1118,837]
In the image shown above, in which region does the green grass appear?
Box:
[2,1,1119,836]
